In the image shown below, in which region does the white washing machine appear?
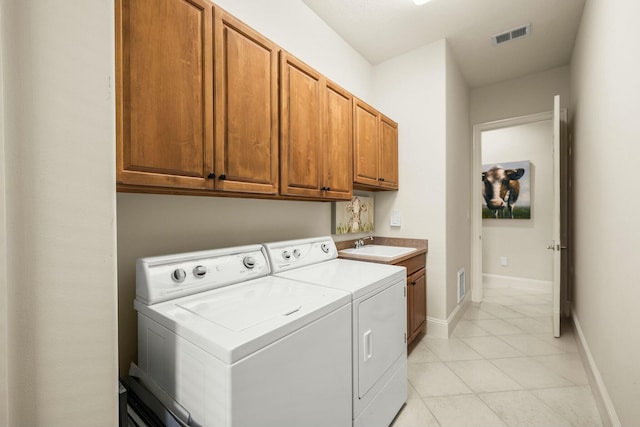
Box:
[264,237,408,427]
[134,244,352,427]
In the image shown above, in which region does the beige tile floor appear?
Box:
[392,285,603,427]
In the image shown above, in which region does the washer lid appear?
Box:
[176,283,307,331]
[274,259,406,299]
[135,275,350,364]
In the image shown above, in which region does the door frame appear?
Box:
[471,111,554,303]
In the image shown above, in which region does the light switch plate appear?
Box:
[390,210,401,227]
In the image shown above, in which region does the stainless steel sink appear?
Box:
[339,245,416,260]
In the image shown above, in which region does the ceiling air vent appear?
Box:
[492,24,531,46]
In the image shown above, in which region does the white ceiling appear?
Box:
[302,0,586,88]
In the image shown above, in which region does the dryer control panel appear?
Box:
[264,236,337,273]
[136,245,269,305]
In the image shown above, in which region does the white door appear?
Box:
[551,95,568,338]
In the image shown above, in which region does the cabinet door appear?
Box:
[280,53,323,198]
[324,81,353,200]
[379,115,399,189]
[406,282,414,344]
[214,9,278,194]
[409,268,427,340]
[116,0,213,189]
[353,99,379,187]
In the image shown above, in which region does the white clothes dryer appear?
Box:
[264,237,408,427]
[135,245,352,427]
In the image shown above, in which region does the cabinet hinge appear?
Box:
[404,333,407,344]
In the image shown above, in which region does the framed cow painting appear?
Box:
[332,194,375,234]
[482,160,531,219]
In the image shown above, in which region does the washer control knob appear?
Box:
[193,265,207,278]
[293,249,301,258]
[282,250,292,260]
[243,256,256,269]
[171,268,187,283]
[321,243,330,254]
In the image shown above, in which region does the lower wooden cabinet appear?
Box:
[407,268,427,344]
[395,253,427,346]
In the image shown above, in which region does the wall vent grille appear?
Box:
[493,24,531,45]
[457,268,466,303]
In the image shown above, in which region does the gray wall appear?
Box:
[372,39,471,334]
[570,0,640,424]
[445,44,472,318]
[372,40,448,323]
[1,0,118,424]
[470,66,570,125]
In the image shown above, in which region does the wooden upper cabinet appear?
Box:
[214,9,279,194]
[116,2,387,199]
[280,53,323,198]
[353,100,379,187]
[379,114,399,189]
[353,98,399,190]
[280,52,352,200]
[116,0,213,189]
[323,81,353,200]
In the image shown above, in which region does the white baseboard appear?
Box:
[426,317,448,338]
[572,312,621,427]
[426,293,471,338]
[483,273,552,293]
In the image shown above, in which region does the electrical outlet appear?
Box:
[500,256,508,267]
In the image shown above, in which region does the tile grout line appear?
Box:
[400,286,601,427]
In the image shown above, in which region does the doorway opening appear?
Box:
[472,111,553,303]
[471,104,569,337]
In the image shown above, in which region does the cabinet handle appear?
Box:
[219,174,227,181]
[320,186,326,191]
[411,281,416,286]
[326,187,331,191]
[380,177,385,182]
[207,173,216,179]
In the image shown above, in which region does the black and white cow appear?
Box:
[482,166,525,218]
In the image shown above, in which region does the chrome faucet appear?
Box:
[354,236,374,249]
